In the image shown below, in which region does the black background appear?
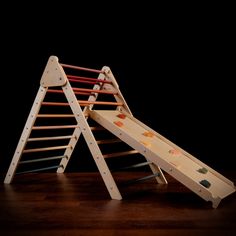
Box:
[0,2,235,176]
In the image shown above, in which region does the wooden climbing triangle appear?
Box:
[4,55,235,208]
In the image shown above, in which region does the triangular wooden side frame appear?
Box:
[4,56,167,201]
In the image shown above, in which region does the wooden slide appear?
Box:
[90,110,235,208]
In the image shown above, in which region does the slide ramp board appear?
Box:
[90,110,235,208]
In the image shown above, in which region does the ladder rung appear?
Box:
[42,101,123,106]
[42,102,69,106]
[32,125,79,130]
[103,150,139,158]
[23,145,70,153]
[96,138,122,144]
[48,89,91,96]
[19,155,67,164]
[73,87,118,95]
[60,63,104,74]
[34,126,105,132]
[66,75,112,84]
[123,173,160,186]
[79,100,123,106]
[68,79,105,86]
[37,114,75,118]
[28,135,74,142]
[112,161,152,172]
[16,165,63,175]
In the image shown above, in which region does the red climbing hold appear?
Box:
[117,113,126,119]
[114,121,124,127]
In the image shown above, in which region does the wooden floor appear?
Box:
[0,171,235,236]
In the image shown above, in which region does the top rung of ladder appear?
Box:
[60,63,105,74]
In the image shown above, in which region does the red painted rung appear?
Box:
[67,75,112,84]
[60,63,104,74]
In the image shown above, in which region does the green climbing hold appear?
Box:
[199,179,211,188]
[197,167,208,174]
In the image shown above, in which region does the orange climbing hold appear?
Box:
[168,149,181,156]
[114,120,124,127]
[142,131,155,138]
[117,113,126,119]
[140,140,151,147]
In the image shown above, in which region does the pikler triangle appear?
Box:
[4,55,235,208]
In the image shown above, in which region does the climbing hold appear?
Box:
[140,140,151,147]
[114,121,124,127]
[197,167,208,174]
[199,179,211,188]
[117,113,126,119]
[142,131,155,138]
[168,149,181,156]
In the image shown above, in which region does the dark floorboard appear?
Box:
[0,171,235,236]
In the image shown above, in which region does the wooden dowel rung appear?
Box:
[78,100,123,106]
[20,155,67,164]
[48,87,116,96]
[67,75,112,84]
[47,89,63,94]
[103,150,139,158]
[68,79,103,85]
[32,125,79,130]
[123,173,160,185]
[74,91,91,96]
[42,100,123,106]
[37,114,75,118]
[48,89,91,96]
[16,165,63,175]
[112,161,152,172]
[42,102,69,106]
[28,135,74,141]
[60,63,104,74]
[23,145,70,153]
[72,87,118,95]
[96,139,122,144]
